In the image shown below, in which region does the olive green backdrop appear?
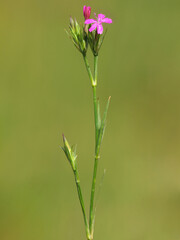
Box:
[0,0,180,239]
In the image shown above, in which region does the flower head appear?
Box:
[85,13,112,34]
[67,17,87,54]
[83,6,91,20]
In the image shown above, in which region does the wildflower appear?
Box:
[85,13,112,34]
[83,6,91,20]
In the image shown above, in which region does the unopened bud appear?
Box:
[70,17,74,28]
[62,134,77,170]
[83,6,91,20]
[75,19,80,35]
[67,17,88,54]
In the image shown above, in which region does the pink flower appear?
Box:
[85,13,112,34]
[83,6,91,20]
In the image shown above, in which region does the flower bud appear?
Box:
[67,17,88,55]
[75,19,81,35]
[83,6,91,20]
[62,134,77,171]
[70,16,74,28]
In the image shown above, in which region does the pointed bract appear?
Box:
[62,135,77,171]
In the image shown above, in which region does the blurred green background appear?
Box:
[0,0,180,239]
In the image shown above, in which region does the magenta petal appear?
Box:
[97,24,103,34]
[83,6,91,20]
[98,14,106,20]
[83,6,86,16]
[101,18,112,24]
[89,23,97,32]
[85,19,96,24]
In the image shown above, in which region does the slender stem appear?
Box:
[74,167,90,239]
[83,53,101,238]
[89,155,99,234]
[89,55,99,235]
[93,56,99,142]
[83,54,95,86]
[94,55,98,86]
[93,86,99,143]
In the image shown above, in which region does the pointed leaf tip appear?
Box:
[62,133,65,142]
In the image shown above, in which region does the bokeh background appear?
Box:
[1,0,180,239]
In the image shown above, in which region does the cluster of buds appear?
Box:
[68,17,88,55]
[67,6,112,56]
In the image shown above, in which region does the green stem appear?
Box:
[83,55,95,86]
[89,56,99,235]
[74,168,90,239]
[83,54,101,239]
[89,154,99,235]
[94,55,98,86]
[93,86,99,143]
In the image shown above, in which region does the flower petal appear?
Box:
[98,14,106,20]
[83,6,86,16]
[89,23,97,32]
[83,6,91,20]
[101,18,112,24]
[85,19,96,24]
[97,24,103,34]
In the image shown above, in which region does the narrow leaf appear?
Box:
[97,96,111,148]
[97,99,101,130]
